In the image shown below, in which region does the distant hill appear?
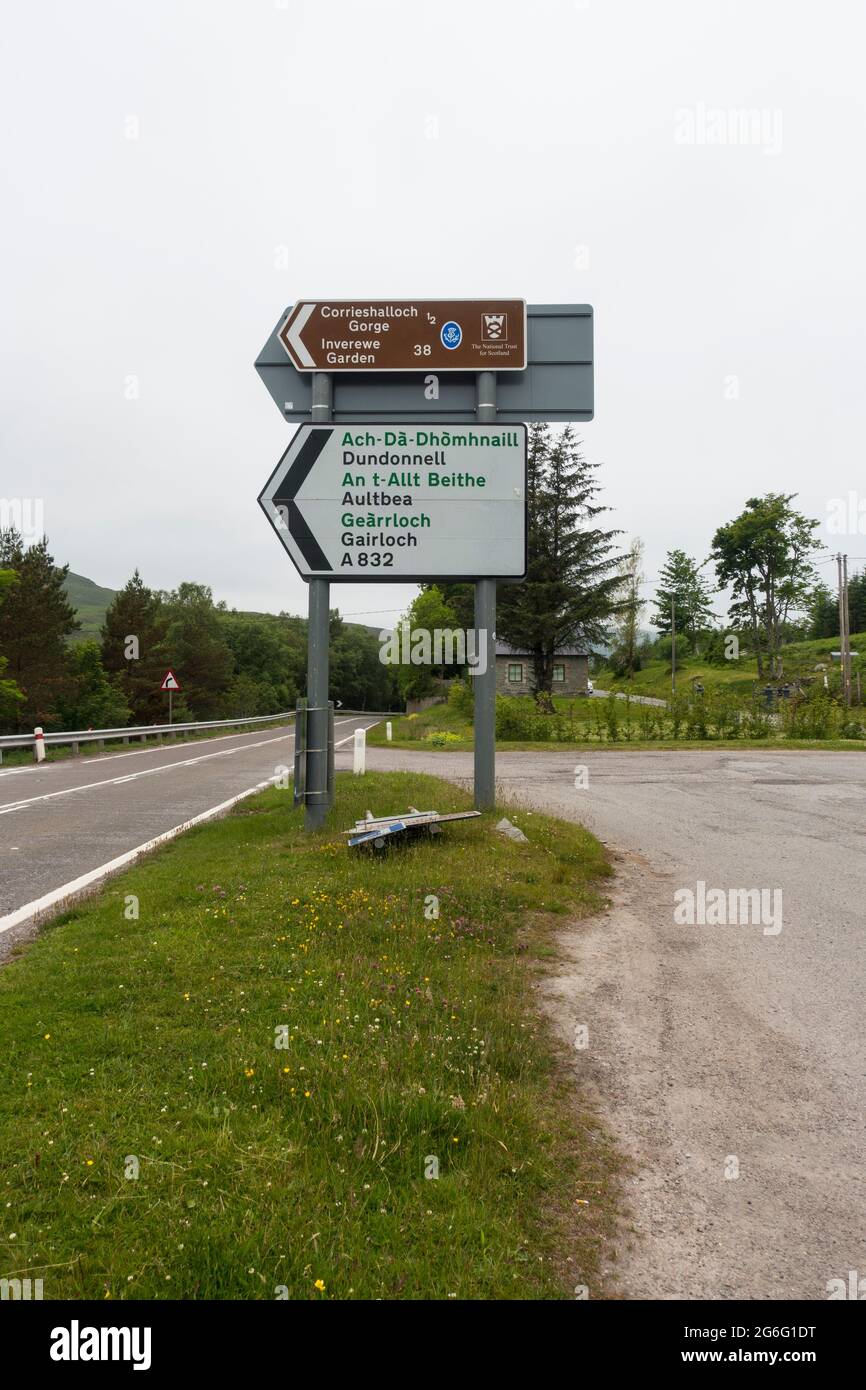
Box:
[65,572,117,643]
[62,575,388,646]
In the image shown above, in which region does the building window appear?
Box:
[507,663,523,683]
[553,664,565,682]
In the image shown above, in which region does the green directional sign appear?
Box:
[258,421,527,582]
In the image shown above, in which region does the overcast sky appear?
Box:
[3,0,864,626]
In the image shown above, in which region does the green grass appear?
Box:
[64,572,117,644]
[368,702,472,750]
[594,631,866,702]
[0,770,618,1301]
[367,697,866,753]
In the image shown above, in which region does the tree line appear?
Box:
[0,528,399,733]
[613,496,860,680]
[396,431,853,697]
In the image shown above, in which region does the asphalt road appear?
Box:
[365,744,866,1301]
[3,730,863,1299]
[0,716,376,931]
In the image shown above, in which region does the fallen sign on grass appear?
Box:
[345,806,481,851]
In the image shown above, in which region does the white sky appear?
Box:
[2,0,865,624]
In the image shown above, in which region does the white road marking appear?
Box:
[0,776,277,934]
[0,718,364,817]
[0,721,379,935]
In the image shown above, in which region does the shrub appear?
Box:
[781,688,840,740]
[448,679,475,720]
[741,703,773,739]
[495,697,565,743]
[669,692,689,740]
[685,694,709,740]
[602,693,621,742]
[425,730,463,747]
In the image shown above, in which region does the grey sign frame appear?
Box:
[255,304,593,423]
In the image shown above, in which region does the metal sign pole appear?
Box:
[474,370,497,810]
[305,372,332,829]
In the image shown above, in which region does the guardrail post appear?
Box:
[353,727,366,775]
[71,740,79,756]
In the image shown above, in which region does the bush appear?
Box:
[448,679,475,720]
[707,689,742,740]
[741,703,773,739]
[495,697,569,743]
[424,730,462,747]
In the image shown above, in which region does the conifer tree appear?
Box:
[497,425,620,704]
[101,570,168,723]
[0,529,78,728]
[0,569,25,728]
[651,549,716,647]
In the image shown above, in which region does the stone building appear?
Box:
[495,641,590,696]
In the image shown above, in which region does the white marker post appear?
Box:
[353,727,366,775]
[386,721,392,742]
[34,727,45,763]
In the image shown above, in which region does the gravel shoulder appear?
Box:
[365,744,866,1300]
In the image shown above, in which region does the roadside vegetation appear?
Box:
[368,665,866,752]
[0,533,399,738]
[0,770,619,1300]
[594,631,866,704]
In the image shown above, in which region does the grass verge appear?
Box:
[0,770,618,1300]
[366,703,866,753]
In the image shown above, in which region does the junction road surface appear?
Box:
[366,744,866,1301]
[0,716,377,943]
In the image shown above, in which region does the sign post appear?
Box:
[160,669,181,724]
[255,297,593,830]
[306,373,332,830]
[474,371,497,810]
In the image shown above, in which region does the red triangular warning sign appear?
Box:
[160,669,181,691]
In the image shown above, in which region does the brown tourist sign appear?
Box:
[277,299,527,372]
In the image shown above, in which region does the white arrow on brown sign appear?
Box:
[277,299,527,373]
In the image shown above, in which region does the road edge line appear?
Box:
[0,775,277,937]
[0,719,380,939]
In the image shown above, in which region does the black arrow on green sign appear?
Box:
[272,427,332,571]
